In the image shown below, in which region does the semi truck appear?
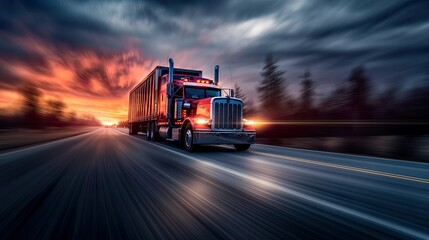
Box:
[128,58,255,151]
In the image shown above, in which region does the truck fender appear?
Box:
[180,118,193,142]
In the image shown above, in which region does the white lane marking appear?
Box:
[114,128,429,240]
[255,143,429,166]
[252,151,429,184]
[0,128,100,158]
[210,143,429,184]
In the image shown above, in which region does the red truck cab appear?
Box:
[128,58,255,151]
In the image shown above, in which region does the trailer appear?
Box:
[128,58,255,151]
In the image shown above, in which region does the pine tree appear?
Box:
[299,69,314,113]
[47,99,66,123]
[347,65,372,119]
[258,54,286,119]
[19,83,43,128]
[321,84,349,119]
[234,83,246,102]
[234,83,248,116]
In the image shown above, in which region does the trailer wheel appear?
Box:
[183,124,198,152]
[234,144,250,151]
[146,122,152,140]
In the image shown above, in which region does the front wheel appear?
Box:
[183,124,198,152]
[234,144,250,151]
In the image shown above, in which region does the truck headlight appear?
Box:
[196,118,210,125]
[243,119,254,126]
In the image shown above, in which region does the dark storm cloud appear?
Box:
[0,65,28,91]
[304,1,427,39]
[141,0,284,20]
[206,0,429,88]
[0,0,120,53]
[71,54,142,98]
[74,64,123,97]
[0,0,143,97]
[118,0,286,59]
[0,38,52,76]
[1,0,428,100]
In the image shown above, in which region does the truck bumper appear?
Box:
[193,131,256,145]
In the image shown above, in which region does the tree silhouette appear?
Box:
[347,65,372,119]
[299,69,314,115]
[117,120,128,128]
[19,83,43,128]
[320,84,349,119]
[374,87,399,119]
[399,85,429,120]
[234,83,249,116]
[258,54,286,119]
[46,99,66,125]
[68,111,77,124]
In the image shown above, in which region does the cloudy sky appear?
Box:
[1,0,428,122]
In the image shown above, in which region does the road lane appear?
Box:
[250,151,429,184]
[0,127,428,239]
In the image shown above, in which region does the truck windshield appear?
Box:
[185,87,221,99]
[206,89,221,98]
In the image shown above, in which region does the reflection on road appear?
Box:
[0,128,428,239]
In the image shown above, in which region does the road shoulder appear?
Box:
[0,127,99,153]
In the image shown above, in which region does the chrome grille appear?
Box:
[212,98,242,130]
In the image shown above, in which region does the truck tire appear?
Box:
[183,124,198,152]
[146,122,152,140]
[129,123,138,135]
[234,144,250,151]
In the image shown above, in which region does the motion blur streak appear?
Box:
[115,130,429,239]
[1,128,428,239]
[251,151,429,184]
[252,121,429,126]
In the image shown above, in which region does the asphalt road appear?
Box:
[0,127,428,240]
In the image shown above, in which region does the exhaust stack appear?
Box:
[167,58,174,129]
[169,58,174,84]
[214,65,219,84]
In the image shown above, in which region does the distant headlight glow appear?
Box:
[243,119,254,126]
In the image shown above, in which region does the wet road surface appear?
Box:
[0,128,428,239]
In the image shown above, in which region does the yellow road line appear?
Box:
[252,151,429,184]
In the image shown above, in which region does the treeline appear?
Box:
[236,54,429,121]
[117,120,128,128]
[0,84,101,129]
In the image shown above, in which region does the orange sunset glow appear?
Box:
[1,47,156,123]
[0,31,232,124]
[1,0,428,127]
